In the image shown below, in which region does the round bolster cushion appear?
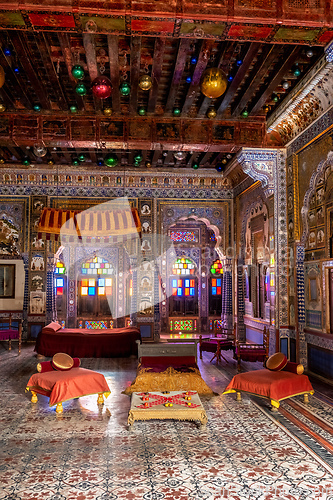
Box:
[265,352,288,371]
[282,361,304,375]
[37,357,81,373]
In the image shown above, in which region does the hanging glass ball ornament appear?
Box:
[200,67,228,99]
[138,107,146,116]
[222,158,227,164]
[173,107,181,117]
[293,64,301,77]
[97,158,104,166]
[71,65,85,80]
[103,107,112,117]
[48,159,54,165]
[241,109,249,117]
[192,163,199,170]
[33,145,47,157]
[228,75,233,82]
[0,65,4,88]
[236,59,243,66]
[70,105,78,113]
[13,66,20,74]
[139,74,152,91]
[207,107,217,119]
[134,153,143,165]
[190,56,197,65]
[72,158,80,166]
[146,162,152,168]
[215,164,223,172]
[22,157,30,166]
[33,104,41,112]
[75,83,87,96]
[174,151,186,161]
[78,153,86,162]
[272,94,279,103]
[104,153,118,167]
[3,47,11,57]
[264,105,270,113]
[282,81,289,90]
[119,81,131,96]
[306,48,314,58]
[0,103,6,112]
[186,76,192,84]
[0,158,4,164]
[92,76,112,99]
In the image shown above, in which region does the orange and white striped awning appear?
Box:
[37,207,141,243]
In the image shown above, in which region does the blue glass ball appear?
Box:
[97,159,104,166]
[236,59,242,66]
[3,48,11,57]
[190,57,197,65]
[186,76,192,83]
[228,75,233,82]
[215,164,223,172]
[13,67,20,74]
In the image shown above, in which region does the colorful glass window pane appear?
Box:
[81,287,88,296]
[81,256,114,275]
[210,259,223,275]
[88,287,95,296]
[98,287,105,295]
[172,257,195,276]
[177,288,182,296]
[170,231,196,242]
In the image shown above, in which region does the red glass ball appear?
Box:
[91,76,112,99]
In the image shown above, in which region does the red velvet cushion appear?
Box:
[37,358,81,373]
[42,322,62,333]
[140,356,196,366]
[283,361,304,375]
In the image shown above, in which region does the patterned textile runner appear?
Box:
[128,391,207,426]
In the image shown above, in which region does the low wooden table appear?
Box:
[128,391,208,426]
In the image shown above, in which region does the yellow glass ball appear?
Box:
[146,162,152,168]
[139,74,152,91]
[0,158,5,164]
[0,65,4,89]
[207,107,217,119]
[103,107,112,117]
[200,67,227,99]
[0,103,6,113]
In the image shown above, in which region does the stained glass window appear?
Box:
[210,259,223,274]
[172,257,195,275]
[170,319,197,331]
[171,278,195,297]
[170,231,196,243]
[54,262,66,296]
[81,256,114,275]
[80,277,112,297]
[211,278,222,296]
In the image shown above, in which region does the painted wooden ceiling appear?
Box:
[0,0,330,177]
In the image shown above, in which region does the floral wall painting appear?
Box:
[0,217,20,256]
[31,254,44,271]
[31,274,44,291]
[30,291,46,314]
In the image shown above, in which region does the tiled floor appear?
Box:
[0,343,333,500]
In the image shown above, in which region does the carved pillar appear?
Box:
[295,244,306,365]
[236,258,246,342]
[221,258,233,331]
[46,255,56,324]
[130,255,138,327]
[21,252,29,340]
[237,148,288,353]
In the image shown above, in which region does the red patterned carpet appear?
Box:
[0,344,333,500]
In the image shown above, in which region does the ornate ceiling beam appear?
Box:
[129,36,141,116]
[164,38,191,114]
[0,114,267,151]
[147,37,166,114]
[107,35,121,114]
[57,33,86,112]
[82,33,101,113]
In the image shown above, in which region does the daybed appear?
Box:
[26,354,110,413]
[223,361,314,410]
[123,341,214,395]
[35,322,141,358]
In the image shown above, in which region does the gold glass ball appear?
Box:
[0,103,6,113]
[207,107,217,119]
[103,107,112,117]
[200,68,227,99]
[146,162,152,168]
[139,74,152,91]
[0,158,5,164]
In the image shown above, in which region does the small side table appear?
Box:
[128,391,208,426]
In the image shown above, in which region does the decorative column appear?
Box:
[295,244,306,365]
[46,254,56,324]
[221,258,233,331]
[236,257,246,342]
[237,148,288,354]
[21,252,30,340]
[130,255,138,327]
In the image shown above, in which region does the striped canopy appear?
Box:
[37,207,141,243]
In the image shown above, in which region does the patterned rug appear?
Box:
[1,345,333,500]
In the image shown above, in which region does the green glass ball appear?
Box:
[104,153,118,167]
[192,163,199,170]
[294,67,301,77]
[272,95,279,103]
[173,108,181,116]
[72,158,79,166]
[70,105,78,113]
[138,107,146,116]
[22,158,30,166]
[78,153,86,162]
[119,82,131,96]
[33,104,41,112]
[134,153,143,164]
[75,83,87,96]
[72,65,85,80]
[241,109,249,117]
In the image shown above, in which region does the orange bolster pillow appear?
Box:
[282,361,304,375]
[37,358,81,373]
